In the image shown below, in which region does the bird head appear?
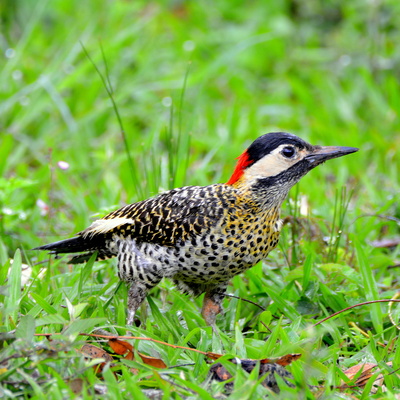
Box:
[227,132,358,193]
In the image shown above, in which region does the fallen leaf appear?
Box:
[370,238,400,248]
[210,363,232,381]
[79,343,114,373]
[138,353,167,369]
[261,353,302,367]
[342,362,377,385]
[340,362,391,392]
[108,338,134,359]
[205,352,223,360]
[108,338,166,368]
[68,378,84,394]
[209,355,298,394]
[80,344,113,361]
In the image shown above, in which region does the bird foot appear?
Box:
[201,294,223,331]
[127,282,148,326]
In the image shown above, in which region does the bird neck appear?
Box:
[232,176,291,212]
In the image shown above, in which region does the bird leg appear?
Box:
[201,289,226,332]
[118,239,163,326]
[127,281,148,325]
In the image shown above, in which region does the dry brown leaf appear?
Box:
[340,362,391,391]
[80,344,113,362]
[261,353,302,367]
[206,352,301,366]
[68,378,84,394]
[209,357,297,394]
[138,353,167,369]
[108,338,166,368]
[205,352,223,360]
[80,344,114,374]
[210,363,232,381]
[108,338,134,358]
[343,362,377,384]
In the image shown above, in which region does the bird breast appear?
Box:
[135,206,282,285]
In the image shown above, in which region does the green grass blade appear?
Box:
[354,238,383,334]
[6,249,22,327]
[15,314,35,341]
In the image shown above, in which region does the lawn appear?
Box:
[1,0,400,398]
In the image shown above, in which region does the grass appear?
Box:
[1,0,400,398]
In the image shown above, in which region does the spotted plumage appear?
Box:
[35,132,358,329]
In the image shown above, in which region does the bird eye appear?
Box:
[281,146,295,158]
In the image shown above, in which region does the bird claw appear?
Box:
[127,282,148,326]
[201,292,224,329]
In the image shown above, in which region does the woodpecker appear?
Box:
[35,132,358,329]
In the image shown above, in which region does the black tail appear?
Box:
[33,236,114,264]
[33,236,94,254]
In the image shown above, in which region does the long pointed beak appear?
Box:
[305,145,358,167]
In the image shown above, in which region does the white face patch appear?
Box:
[242,144,309,182]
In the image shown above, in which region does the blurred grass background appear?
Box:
[1,0,399,251]
[1,0,400,398]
